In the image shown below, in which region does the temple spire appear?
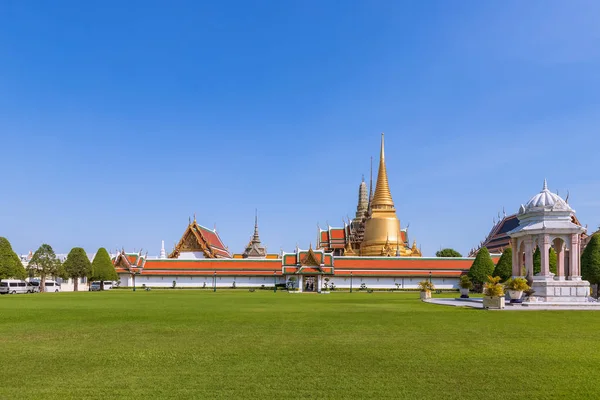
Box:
[252,209,261,243]
[242,209,267,258]
[160,240,166,259]
[371,133,395,210]
[543,178,548,191]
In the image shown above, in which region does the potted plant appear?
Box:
[459,275,473,298]
[482,276,505,309]
[418,280,435,300]
[504,277,529,303]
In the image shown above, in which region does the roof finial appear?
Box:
[193,213,196,223]
[566,190,570,204]
[543,178,548,191]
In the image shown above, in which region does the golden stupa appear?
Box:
[360,133,420,257]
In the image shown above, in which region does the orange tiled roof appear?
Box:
[333,257,473,271]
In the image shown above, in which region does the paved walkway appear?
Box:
[424,297,600,311]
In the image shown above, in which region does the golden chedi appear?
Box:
[361,133,419,257]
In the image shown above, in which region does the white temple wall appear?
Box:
[116,274,459,289]
[118,274,286,288]
[322,276,458,290]
[177,251,206,260]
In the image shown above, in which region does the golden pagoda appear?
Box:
[360,133,421,257]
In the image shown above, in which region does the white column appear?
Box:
[511,238,520,277]
[570,234,581,280]
[524,237,534,279]
[317,276,322,293]
[540,234,551,277]
[556,241,565,280]
[298,275,303,292]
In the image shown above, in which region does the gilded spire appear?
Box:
[371,133,395,210]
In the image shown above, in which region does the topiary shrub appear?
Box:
[493,248,513,282]
[582,233,600,298]
[468,248,495,291]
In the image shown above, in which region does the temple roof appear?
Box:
[169,217,231,259]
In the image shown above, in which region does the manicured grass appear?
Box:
[1,290,599,399]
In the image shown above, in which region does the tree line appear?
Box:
[0,237,118,292]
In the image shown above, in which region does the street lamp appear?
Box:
[273,271,277,293]
[213,271,216,292]
[132,269,139,292]
[350,271,353,293]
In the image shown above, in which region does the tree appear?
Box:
[28,244,60,292]
[493,248,513,282]
[468,247,495,290]
[582,234,600,297]
[0,237,26,280]
[533,247,557,275]
[90,248,118,290]
[436,248,462,257]
[63,247,91,292]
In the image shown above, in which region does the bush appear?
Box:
[468,248,495,289]
[459,275,473,290]
[582,234,600,290]
[493,248,512,282]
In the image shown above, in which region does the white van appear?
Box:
[0,280,30,295]
[89,281,114,291]
[43,280,61,293]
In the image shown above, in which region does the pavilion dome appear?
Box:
[520,179,571,213]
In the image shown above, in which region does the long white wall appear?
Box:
[118,274,459,290]
[318,276,458,290]
[119,274,286,288]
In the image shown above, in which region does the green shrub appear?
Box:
[582,234,600,289]
[493,248,512,282]
[468,247,495,288]
[459,275,473,290]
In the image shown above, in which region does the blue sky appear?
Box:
[1,0,599,257]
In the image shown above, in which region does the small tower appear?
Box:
[242,210,268,258]
[159,240,166,259]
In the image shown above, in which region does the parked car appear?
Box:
[27,281,41,293]
[0,280,30,294]
[43,280,61,293]
[89,281,114,291]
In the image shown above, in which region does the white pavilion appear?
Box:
[508,180,590,302]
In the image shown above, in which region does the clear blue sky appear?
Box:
[1,0,599,257]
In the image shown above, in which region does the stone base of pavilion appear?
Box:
[530,276,590,302]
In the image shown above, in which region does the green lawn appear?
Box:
[1,290,599,399]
